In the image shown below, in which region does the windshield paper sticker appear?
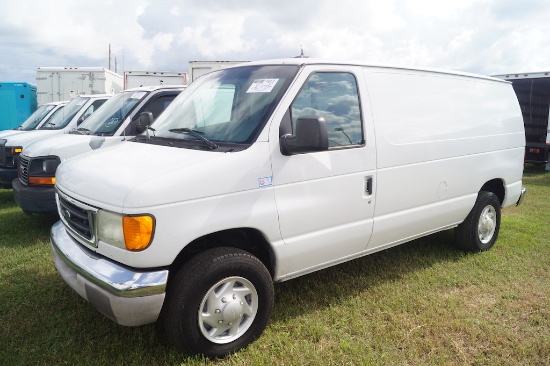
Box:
[130,92,147,99]
[258,176,273,187]
[247,79,279,93]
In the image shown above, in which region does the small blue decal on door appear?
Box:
[258,176,273,187]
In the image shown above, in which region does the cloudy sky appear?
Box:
[1,0,549,84]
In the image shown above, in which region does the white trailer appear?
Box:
[36,67,123,105]
[493,71,550,170]
[124,71,188,89]
[188,61,247,82]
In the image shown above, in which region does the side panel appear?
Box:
[269,65,377,278]
[364,68,525,249]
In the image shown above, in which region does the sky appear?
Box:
[1,0,550,84]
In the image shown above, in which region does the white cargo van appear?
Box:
[0,95,110,188]
[13,85,185,214]
[0,101,67,139]
[50,59,526,357]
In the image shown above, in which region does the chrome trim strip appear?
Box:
[56,187,98,247]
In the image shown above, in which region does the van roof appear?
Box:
[231,58,508,83]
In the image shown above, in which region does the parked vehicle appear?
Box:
[188,61,246,81]
[36,67,123,105]
[0,94,110,188]
[124,71,188,89]
[51,59,526,357]
[13,85,185,214]
[493,71,550,170]
[0,101,67,140]
[0,82,37,131]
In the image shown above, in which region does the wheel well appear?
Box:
[169,228,276,280]
[480,179,505,206]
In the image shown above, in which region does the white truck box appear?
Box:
[50,59,526,357]
[124,71,188,89]
[0,94,110,188]
[13,85,185,214]
[188,61,247,81]
[36,67,123,105]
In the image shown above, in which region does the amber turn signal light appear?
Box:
[123,215,154,251]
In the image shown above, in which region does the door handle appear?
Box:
[365,177,373,195]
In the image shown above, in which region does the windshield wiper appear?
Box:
[168,128,218,149]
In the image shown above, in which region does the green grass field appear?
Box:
[0,165,548,365]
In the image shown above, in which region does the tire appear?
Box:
[162,247,274,357]
[455,191,501,252]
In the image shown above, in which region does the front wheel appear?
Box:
[162,247,274,357]
[455,191,501,252]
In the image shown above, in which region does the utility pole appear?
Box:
[108,44,111,70]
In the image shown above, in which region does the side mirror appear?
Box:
[136,112,154,134]
[280,116,329,155]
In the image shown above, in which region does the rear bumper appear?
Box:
[50,221,169,326]
[0,167,17,188]
[12,178,57,214]
[516,187,527,206]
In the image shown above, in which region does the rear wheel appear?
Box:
[455,191,501,252]
[162,247,274,357]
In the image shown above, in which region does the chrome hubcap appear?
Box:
[477,205,496,244]
[198,276,258,344]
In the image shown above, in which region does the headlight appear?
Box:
[28,156,60,185]
[97,210,155,251]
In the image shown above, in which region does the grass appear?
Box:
[0,165,548,365]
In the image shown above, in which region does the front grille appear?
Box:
[19,155,29,184]
[57,190,97,246]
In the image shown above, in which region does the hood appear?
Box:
[2,129,62,148]
[23,134,120,161]
[0,130,25,139]
[56,141,271,211]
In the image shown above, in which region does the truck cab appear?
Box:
[13,85,184,214]
[0,94,110,188]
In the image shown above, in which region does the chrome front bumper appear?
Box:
[50,220,169,326]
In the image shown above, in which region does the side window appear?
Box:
[291,72,363,147]
[141,95,178,121]
[80,99,106,123]
[84,99,106,118]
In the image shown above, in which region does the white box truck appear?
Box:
[36,67,123,105]
[188,61,247,81]
[51,59,526,357]
[493,71,550,170]
[124,71,188,89]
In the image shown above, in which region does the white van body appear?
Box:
[51,59,526,357]
[0,95,110,188]
[14,85,185,214]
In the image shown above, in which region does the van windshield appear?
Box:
[150,65,299,146]
[76,91,148,135]
[40,97,90,130]
[17,104,57,130]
